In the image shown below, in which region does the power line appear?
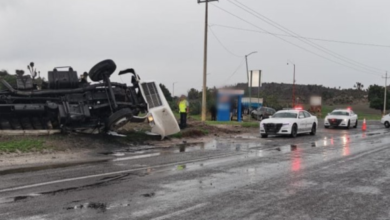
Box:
[211,3,382,77]
[223,59,246,84]
[210,24,390,49]
[228,0,385,74]
[208,25,243,58]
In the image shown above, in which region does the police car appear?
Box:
[260,108,318,138]
[381,114,390,128]
[324,108,358,129]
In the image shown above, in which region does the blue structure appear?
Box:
[216,89,244,122]
[241,97,263,110]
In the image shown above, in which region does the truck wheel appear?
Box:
[385,121,390,128]
[106,108,133,131]
[89,60,117,82]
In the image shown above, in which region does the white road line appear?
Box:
[0,152,240,194]
[150,203,209,220]
[113,153,160,161]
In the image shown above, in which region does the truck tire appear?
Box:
[106,108,133,131]
[89,59,117,82]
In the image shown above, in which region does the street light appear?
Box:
[172,82,178,97]
[245,51,257,119]
[287,62,296,108]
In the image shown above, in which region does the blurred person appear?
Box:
[178,95,189,129]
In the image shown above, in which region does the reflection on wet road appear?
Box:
[1,122,390,219]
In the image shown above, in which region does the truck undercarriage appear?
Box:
[0,60,179,137]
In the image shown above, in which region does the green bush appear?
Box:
[189,100,201,115]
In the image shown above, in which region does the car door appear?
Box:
[265,108,272,118]
[351,111,357,124]
[297,111,307,132]
[303,111,313,131]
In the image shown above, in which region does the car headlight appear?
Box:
[343,118,348,122]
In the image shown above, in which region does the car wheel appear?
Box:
[290,124,298,138]
[310,123,316,135]
[385,121,390,128]
[261,134,268,138]
[353,120,358,128]
[346,120,350,129]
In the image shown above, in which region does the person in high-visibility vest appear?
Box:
[178,95,189,129]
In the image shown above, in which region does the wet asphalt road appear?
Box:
[1,121,390,220]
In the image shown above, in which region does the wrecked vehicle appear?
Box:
[0,60,180,138]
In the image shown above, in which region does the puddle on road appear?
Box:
[142,192,155,198]
[65,202,108,213]
[110,140,262,162]
[0,193,42,204]
[0,174,131,205]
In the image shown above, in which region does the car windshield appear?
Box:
[273,112,297,118]
[330,111,349,116]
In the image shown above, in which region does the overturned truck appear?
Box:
[0,60,180,138]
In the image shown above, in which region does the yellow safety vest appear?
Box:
[179,100,187,113]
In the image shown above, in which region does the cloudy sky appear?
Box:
[1,0,389,95]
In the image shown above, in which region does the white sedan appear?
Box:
[260,109,318,138]
[324,109,358,129]
[381,114,390,128]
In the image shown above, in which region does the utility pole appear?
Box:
[257,70,262,120]
[172,82,178,97]
[245,51,257,120]
[287,62,296,108]
[383,71,389,115]
[198,0,218,122]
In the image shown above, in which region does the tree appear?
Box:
[367,84,390,111]
[0,70,9,77]
[0,70,16,90]
[353,82,364,90]
[159,84,172,101]
[263,94,283,110]
[187,88,200,100]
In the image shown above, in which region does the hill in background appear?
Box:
[231,82,368,106]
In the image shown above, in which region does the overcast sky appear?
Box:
[1,0,389,95]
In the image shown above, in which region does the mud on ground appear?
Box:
[0,120,255,170]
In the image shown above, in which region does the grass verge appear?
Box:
[0,139,46,153]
